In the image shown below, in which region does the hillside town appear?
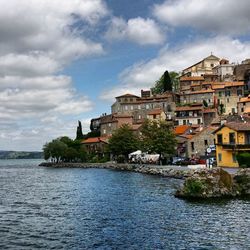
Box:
[82,54,250,168]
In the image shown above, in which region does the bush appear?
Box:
[117,155,125,163]
[236,153,250,168]
[184,179,205,195]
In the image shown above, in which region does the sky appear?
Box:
[0,0,250,151]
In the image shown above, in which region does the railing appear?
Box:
[216,143,250,150]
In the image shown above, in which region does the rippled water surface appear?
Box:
[0,160,249,249]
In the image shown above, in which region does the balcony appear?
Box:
[216,143,250,150]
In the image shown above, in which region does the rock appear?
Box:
[176,167,250,199]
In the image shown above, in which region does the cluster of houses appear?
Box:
[82,54,250,167]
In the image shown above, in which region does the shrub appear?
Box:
[117,155,125,163]
[236,153,250,168]
[184,179,205,195]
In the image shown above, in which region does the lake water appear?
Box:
[0,160,249,249]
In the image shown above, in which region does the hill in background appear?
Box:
[0,151,43,159]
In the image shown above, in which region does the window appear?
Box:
[138,105,141,110]
[229,132,235,144]
[218,153,222,162]
[108,123,111,127]
[130,98,133,102]
[103,129,106,134]
[183,120,186,125]
[211,63,214,67]
[237,89,242,96]
[204,140,208,146]
[227,98,230,103]
[232,108,235,114]
[124,98,128,102]
[232,154,237,163]
[225,90,231,96]
[241,107,244,112]
[198,118,201,124]
[191,142,195,151]
[125,105,128,110]
[153,115,156,119]
[217,134,223,144]
[130,106,133,110]
[219,91,222,97]
[146,104,149,109]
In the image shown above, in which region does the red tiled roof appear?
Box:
[184,89,214,95]
[174,125,190,135]
[82,137,109,144]
[239,95,250,103]
[147,108,163,115]
[203,108,217,113]
[176,106,203,111]
[115,93,140,98]
[213,121,250,133]
[180,76,204,81]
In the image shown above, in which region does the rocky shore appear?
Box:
[176,168,250,199]
[39,162,193,179]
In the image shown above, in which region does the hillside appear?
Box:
[0,151,43,159]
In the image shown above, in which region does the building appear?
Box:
[213,82,244,115]
[186,126,217,158]
[147,108,166,121]
[111,91,176,124]
[182,54,220,77]
[238,95,250,115]
[212,59,234,82]
[82,137,109,156]
[175,104,203,126]
[213,120,250,167]
[180,89,215,106]
[179,76,204,93]
[100,114,133,137]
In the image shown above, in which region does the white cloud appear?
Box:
[153,0,250,35]
[0,0,108,150]
[100,36,250,101]
[105,17,165,45]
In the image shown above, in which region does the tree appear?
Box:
[43,139,68,163]
[140,119,177,164]
[43,136,87,163]
[108,124,139,161]
[151,71,179,94]
[76,120,84,140]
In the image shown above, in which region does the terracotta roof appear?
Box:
[180,76,204,81]
[239,95,250,103]
[147,108,163,115]
[174,125,190,135]
[184,89,214,95]
[226,122,250,131]
[243,107,250,113]
[82,137,109,144]
[115,93,140,98]
[213,121,250,133]
[203,108,217,113]
[224,82,244,87]
[176,106,203,111]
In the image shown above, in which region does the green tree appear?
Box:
[76,120,84,140]
[108,124,139,161]
[43,139,68,163]
[140,119,177,163]
[151,71,179,94]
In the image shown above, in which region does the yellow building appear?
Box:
[213,122,250,167]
